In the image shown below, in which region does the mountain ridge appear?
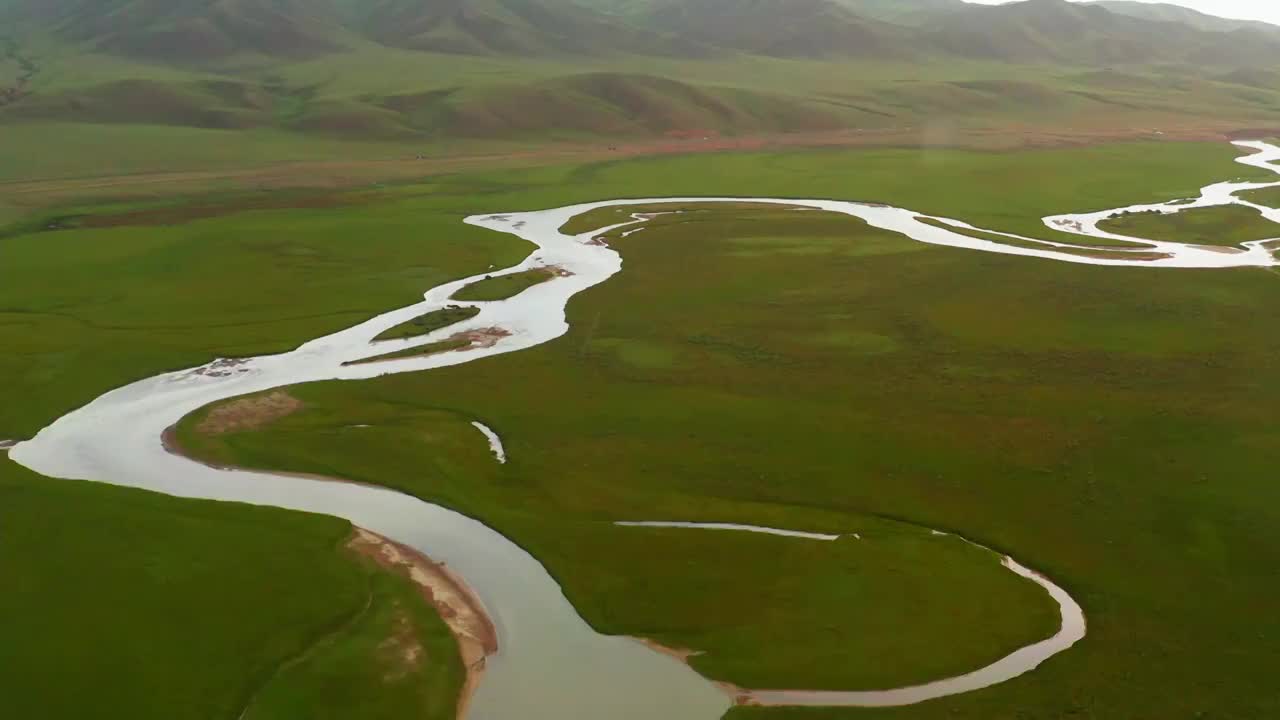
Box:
[5,0,1280,65]
[2,0,1279,145]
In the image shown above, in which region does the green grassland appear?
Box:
[0,457,462,720]
[7,2,1280,718]
[0,139,1262,440]
[177,211,1063,693]
[180,388,1059,690]
[1097,205,1280,246]
[535,140,1272,242]
[174,198,1280,718]
[4,138,1277,718]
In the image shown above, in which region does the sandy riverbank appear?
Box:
[161,426,498,716]
[348,528,498,718]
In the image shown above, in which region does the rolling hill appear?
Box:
[327,0,707,57]
[1,0,1279,148]
[0,0,709,61]
[833,0,964,24]
[630,0,911,58]
[0,0,343,62]
[8,0,1280,66]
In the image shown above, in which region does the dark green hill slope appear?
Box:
[0,0,342,61]
[327,0,707,57]
[0,0,709,62]
[424,72,850,137]
[634,0,910,58]
[1,0,1279,152]
[4,0,1280,67]
[923,0,1176,64]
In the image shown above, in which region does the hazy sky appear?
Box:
[968,1,1280,26]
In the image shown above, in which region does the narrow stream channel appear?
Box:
[12,141,1280,719]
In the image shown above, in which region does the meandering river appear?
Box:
[12,141,1280,719]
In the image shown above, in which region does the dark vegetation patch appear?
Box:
[451,267,561,301]
[288,99,415,139]
[346,327,510,366]
[441,73,846,140]
[1098,204,1280,246]
[34,191,365,233]
[2,79,272,128]
[373,305,481,342]
[345,336,472,366]
[0,35,37,109]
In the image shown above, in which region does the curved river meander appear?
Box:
[12,141,1280,719]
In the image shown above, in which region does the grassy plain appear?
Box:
[2,140,1259,442]
[176,189,1280,719]
[0,197,529,439]
[177,211,1062,692]
[347,336,474,366]
[1097,205,1280,246]
[0,458,462,720]
[5,138,1277,718]
[6,16,1280,190]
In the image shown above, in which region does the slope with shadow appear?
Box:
[0,70,852,141]
[385,72,850,138]
[632,0,912,59]
[328,0,708,57]
[1,0,1280,146]
[0,78,277,128]
[0,0,343,63]
[0,0,710,62]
